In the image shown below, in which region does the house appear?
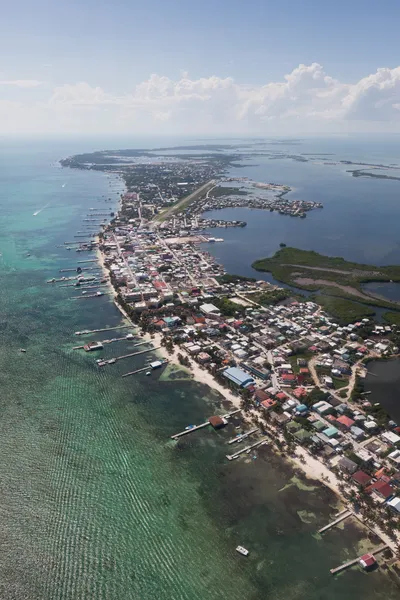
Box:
[336,415,355,430]
[197,352,211,363]
[281,373,297,383]
[387,497,400,514]
[254,389,270,403]
[293,387,307,399]
[382,431,400,446]
[338,456,358,475]
[223,367,254,388]
[352,471,372,487]
[261,398,277,410]
[366,480,393,500]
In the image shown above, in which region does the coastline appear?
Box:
[78,158,400,560]
[111,289,398,552]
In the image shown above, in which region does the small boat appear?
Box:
[20,348,27,353]
[236,546,249,557]
[146,371,151,376]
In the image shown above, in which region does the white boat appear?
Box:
[20,348,27,353]
[236,546,249,556]
[146,371,151,376]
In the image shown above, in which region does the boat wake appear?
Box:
[62,183,67,188]
[33,203,50,216]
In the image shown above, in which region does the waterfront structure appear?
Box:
[222,367,254,388]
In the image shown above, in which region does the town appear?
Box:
[61,149,400,574]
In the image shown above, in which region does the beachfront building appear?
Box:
[222,367,254,388]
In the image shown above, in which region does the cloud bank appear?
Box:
[4,63,400,134]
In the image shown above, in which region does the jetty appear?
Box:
[228,428,259,444]
[171,410,241,440]
[318,510,353,533]
[105,346,160,362]
[330,544,388,575]
[74,325,134,335]
[226,438,268,461]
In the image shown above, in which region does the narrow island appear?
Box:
[58,146,400,575]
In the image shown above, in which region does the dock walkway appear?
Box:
[226,438,268,461]
[330,544,388,575]
[228,428,259,445]
[171,410,241,440]
[318,510,353,533]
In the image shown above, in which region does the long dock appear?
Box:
[112,346,160,362]
[330,544,388,575]
[171,410,241,440]
[228,428,259,444]
[74,325,134,335]
[318,510,353,533]
[226,438,268,461]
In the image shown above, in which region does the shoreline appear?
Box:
[89,168,400,557]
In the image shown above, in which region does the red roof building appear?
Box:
[208,416,225,429]
[293,387,307,399]
[336,415,355,429]
[261,398,277,410]
[276,392,287,401]
[254,389,270,403]
[359,554,376,570]
[281,373,296,382]
[366,480,393,500]
[352,471,373,487]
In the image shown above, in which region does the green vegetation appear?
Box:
[251,246,400,323]
[246,288,304,307]
[383,311,400,326]
[312,295,375,325]
[212,296,245,317]
[217,273,256,284]
[332,377,348,390]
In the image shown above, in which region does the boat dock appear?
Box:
[71,292,105,299]
[226,438,268,461]
[171,410,241,440]
[74,325,134,335]
[74,338,148,351]
[105,345,160,362]
[318,510,353,533]
[330,544,388,575]
[228,428,259,444]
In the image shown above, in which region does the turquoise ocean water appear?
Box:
[0,138,398,599]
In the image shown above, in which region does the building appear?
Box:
[359,554,376,570]
[366,480,393,500]
[338,457,358,475]
[222,367,255,388]
[200,303,221,316]
[352,471,373,487]
[261,398,277,410]
[336,415,355,430]
[208,416,226,429]
[387,497,400,514]
[382,431,400,446]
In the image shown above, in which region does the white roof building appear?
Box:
[387,497,400,513]
[382,431,400,445]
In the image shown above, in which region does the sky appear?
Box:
[2,0,400,136]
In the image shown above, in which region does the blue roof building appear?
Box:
[323,426,339,438]
[223,367,254,388]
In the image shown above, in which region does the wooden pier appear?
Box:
[330,544,388,575]
[318,510,353,533]
[74,325,134,335]
[226,438,268,461]
[228,428,259,444]
[110,346,160,362]
[171,410,241,440]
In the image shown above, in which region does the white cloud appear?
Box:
[0,79,43,88]
[4,64,400,134]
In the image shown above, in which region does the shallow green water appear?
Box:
[0,141,398,599]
